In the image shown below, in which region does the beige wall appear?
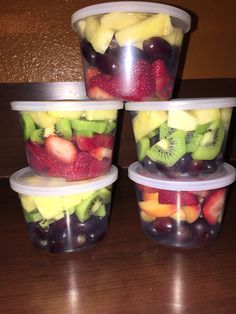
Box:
[0,0,236,82]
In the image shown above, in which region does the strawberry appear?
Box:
[76,136,96,152]
[89,74,121,99]
[26,142,51,173]
[87,86,114,100]
[45,135,77,164]
[158,190,198,206]
[202,189,226,225]
[72,152,93,180]
[89,155,111,178]
[152,59,174,99]
[93,134,113,149]
[85,67,100,87]
[136,183,159,193]
[90,147,112,161]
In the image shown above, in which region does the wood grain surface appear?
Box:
[1,170,236,313]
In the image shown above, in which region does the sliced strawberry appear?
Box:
[89,74,121,99]
[89,155,111,178]
[72,152,93,180]
[93,134,113,149]
[152,59,174,99]
[152,59,169,79]
[86,67,100,86]
[90,147,112,161]
[202,189,226,225]
[76,136,96,152]
[26,142,51,173]
[158,190,198,206]
[45,135,77,164]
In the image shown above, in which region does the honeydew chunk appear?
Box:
[167,110,197,131]
[86,110,117,121]
[220,108,232,130]
[62,194,83,210]
[100,12,147,31]
[30,112,59,128]
[33,196,63,220]
[115,13,174,46]
[163,27,183,46]
[84,16,100,42]
[133,111,168,142]
[48,111,84,119]
[192,109,221,125]
[20,195,36,213]
[90,26,114,54]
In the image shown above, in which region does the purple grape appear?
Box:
[187,159,205,176]
[167,45,181,76]
[156,162,182,178]
[153,217,177,235]
[143,37,172,62]
[192,218,211,243]
[204,160,218,174]
[96,53,119,75]
[142,156,159,173]
[80,39,98,66]
[171,223,193,245]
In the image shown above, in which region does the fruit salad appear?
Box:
[126,99,235,178]
[10,166,118,253]
[128,162,236,249]
[11,101,122,180]
[72,3,191,101]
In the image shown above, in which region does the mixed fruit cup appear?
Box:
[136,183,226,248]
[19,109,118,180]
[130,107,232,178]
[75,11,185,101]
[19,186,112,253]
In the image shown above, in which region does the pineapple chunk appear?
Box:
[20,195,36,213]
[62,194,83,210]
[192,109,221,125]
[86,110,117,121]
[30,112,59,128]
[91,26,114,54]
[115,13,174,46]
[163,27,183,46]
[48,111,84,119]
[133,111,167,142]
[220,108,232,130]
[33,196,63,220]
[84,16,100,42]
[100,12,147,31]
[77,19,87,37]
[167,110,197,131]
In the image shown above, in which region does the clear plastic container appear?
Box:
[71,2,191,101]
[126,98,236,178]
[128,162,236,248]
[11,100,123,181]
[10,166,118,253]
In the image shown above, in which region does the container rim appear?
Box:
[128,162,236,191]
[71,1,191,33]
[125,97,236,111]
[11,100,124,111]
[10,166,118,196]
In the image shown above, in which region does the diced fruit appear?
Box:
[87,86,114,100]
[86,110,117,121]
[158,190,198,206]
[90,147,112,160]
[76,136,96,152]
[55,118,72,140]
[182,205,201,223]
[133,111,167,142]
[30,129,44,144]
[71,119,107,134]
[44,126,55,138]
[153,217,177,234]
[163,27,183,46]
[171,209,186,221]
[77,19,86,37]
[30,112,59,128]
[20,195,36,213]
[220,108,232,130]
[20,113,36,140]
[33,196,63,220]
[45,135,77,164]
[86,67,100,84]
[115,14,174,46]
[143,37,172,62]
[84,16,100,42]
[167,110,197,131]
[146,130,186,167]
[137,137,150,161]
[138,200,177,217]
[155,75,174,99]
[91,26,114,54]
[48,111,84,119]
[100,12,147,31]
[152,59,169,79]
[142,191,159,201]
[93,134,113,149]
[192,109,221,125]
[140,211,155,222]
[202,189,226,225]
[62,194,83,210]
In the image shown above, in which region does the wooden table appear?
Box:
[1,169,236,313]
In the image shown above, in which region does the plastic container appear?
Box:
[71,2,191,101]
[126,98,236,178]
[128,162,236,249]
[11,100,123,181]
[10,166,118,253]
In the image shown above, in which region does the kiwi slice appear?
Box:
[159,122,175,140]
[23,209,43,223]
[20,113,36,140]
[71,120,107,134]
[147,128,159,139]
[93,204,106,217]
[55,118,72,140]
[137,137,150,161]
[146,130,186,166]
[75,189,111,223]
[192,119,225,160]
[30,128,44,144]
[104,121,116,134]
[186,131,203,153]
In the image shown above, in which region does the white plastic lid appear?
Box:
[71,1,191,33]
[125,97,236,111]
[10,166,118,196]
[10,100,123,111]
[128,162,236,191]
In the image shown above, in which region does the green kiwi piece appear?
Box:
[23,209,43,223]
[20,113,36,140]
[186,131,203,153]
[75,189,111,223]
[195,122,211,134]
[192,119,225,160]
[30,128,44,144]
[71,120,107,134]
[75,129,93,137]
[146,130,186,166]
[159,122,175,140]
[137,137,150,161]
[104,121,116,134]
[93,204,106,217]
[55,118,72,140]
[147,128,159,139]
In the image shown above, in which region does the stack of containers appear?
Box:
[9,86,123,253]
[71,2,236,249]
